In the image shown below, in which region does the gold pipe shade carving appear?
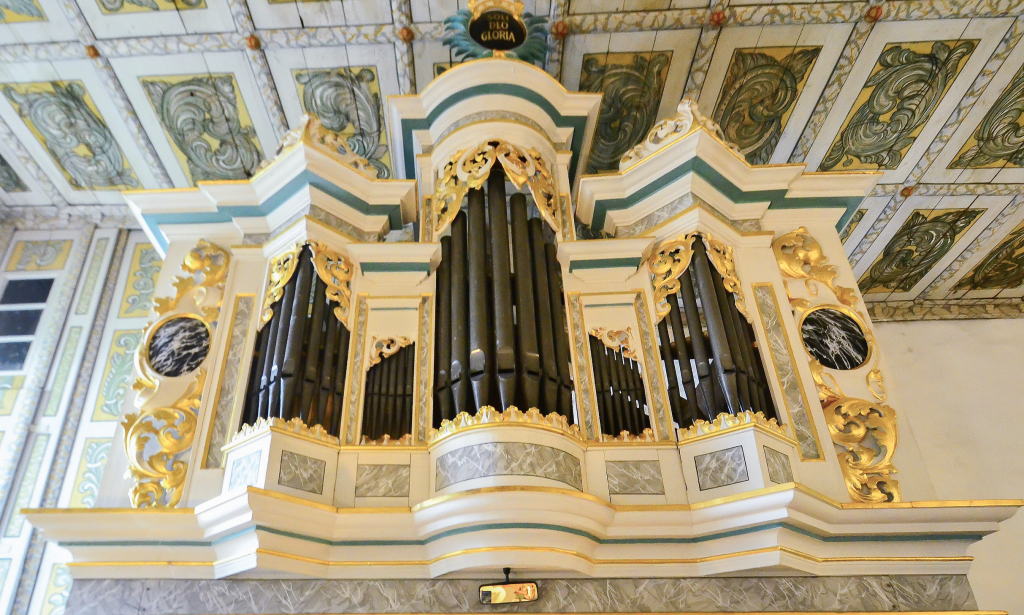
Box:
[126,239,230,508]
[429,405,584,443]
[647,232,748,322]
[367,336,413,369]
[772,227,857,308]
[433,139,558,237]
[260,241,354,330]
[589,327,637,359]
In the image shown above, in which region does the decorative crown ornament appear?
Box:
[468,0,524,19]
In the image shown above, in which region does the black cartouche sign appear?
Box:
[469,9,527,51]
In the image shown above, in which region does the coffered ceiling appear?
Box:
[0,0,1023,320]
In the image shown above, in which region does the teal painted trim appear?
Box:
[568,257,642,272]
[59,539,209,547]
[400,83,589,181]
[588,157,862,234]
[141,170,403,252]
[360,262,432,273]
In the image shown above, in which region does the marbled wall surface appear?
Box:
[694,445,749,490]
[435,443,582,491]
[66,575,978,614]
[278,451,326,495]
[605,460,664,495]
[355,464,410,497]
[227,450,261,491]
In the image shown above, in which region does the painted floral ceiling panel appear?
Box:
[1,0,1024,320]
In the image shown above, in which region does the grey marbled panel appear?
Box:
[355,464,411,497]
[605,460,664,495]
[763,446,794,484]
[694,445,748,491]
[206,295,254,469]
[617,193,692,237]
[278,450,326,495]
[435,443,582,491]
[890,574,978,611]
[66,575,975,614]
[227,450,261,491]
[754,285,822,460]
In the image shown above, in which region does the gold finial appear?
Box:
[468,0,524,19]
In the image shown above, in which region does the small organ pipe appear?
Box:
[450,212,471,416]
[298,276,328,424]
[692,239,741,415]
[709,261,751,413]
[666,293,700,425]
[318,308,340,429]
[268,263,298,418]
[332,325,350,435]
[678,269,715,420]
[657,320,685,426]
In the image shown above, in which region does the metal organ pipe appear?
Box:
[488,168,517,411]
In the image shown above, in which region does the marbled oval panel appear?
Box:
[435,442,582,491]
[147,316,210,377]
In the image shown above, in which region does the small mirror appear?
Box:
[479,582,538,604]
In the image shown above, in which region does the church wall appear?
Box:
[876,318,1024,615]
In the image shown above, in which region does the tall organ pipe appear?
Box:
[434,237,454,422]
[467,188,493,409]
[509,193,541,408]
[529,218,559,412]
[450,212,471,416]
[487,168,517,411]
[691,239,741,415]
[545,243,573,419]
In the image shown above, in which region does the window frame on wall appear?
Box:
[0,273,57,373]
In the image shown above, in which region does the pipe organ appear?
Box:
[30,57,1021,601]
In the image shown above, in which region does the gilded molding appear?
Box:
[772,227,857,308]
[428,405,584,444]
[259,243,302,330]
[308,240,354,324]
[596,428,656,443]
[677,410,789,443]
[811,360,900,504]
[122,369,205,508]
[367,336,413,369]
[589,327,636,359]
[360,433,415,446]
[647,232,695,323]
[228,416,341,447]
[433,139,558,237]
[255,113,378,179]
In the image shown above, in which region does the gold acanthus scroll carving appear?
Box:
[646,232,748,322]
[367,336,413,369]
[260,242,354,330]
[126,240,230,508]
[433,139,558,237]
[772,227,857,308]
[589,327,637,360]
[811,361,901,503]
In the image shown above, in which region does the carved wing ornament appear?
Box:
[259,244,302,330]
[772,227,901,504]
[126,239,229,508]
[433,139,559,237]
[772,227,858,307]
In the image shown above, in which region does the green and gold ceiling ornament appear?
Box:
[442,0,549,65]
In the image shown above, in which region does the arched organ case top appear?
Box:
[433,166,575,426]
[648,232,778,432]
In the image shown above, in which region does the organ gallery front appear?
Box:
[26,50,1022,615]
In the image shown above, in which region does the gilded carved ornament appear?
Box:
[367,336,413,369]
[811,360,900,503]
[125,239,230,508]
[260,241,354,330]
[678,409,788,442]
[255,113,379,179]
[589,327,637,360]
[646,232,749,323]
[619,99,740,171]
[433,139,559,236]
[229,416,340,446]
[429,405,584,443]
[772,227,858,308]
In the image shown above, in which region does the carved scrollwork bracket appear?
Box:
[648,233,696,323]
[772,226,858,308]
[367,336,413,369]
[433,139,559,237]
[259,243,302,330]
[309,240,355,323]
[589,327,637,360]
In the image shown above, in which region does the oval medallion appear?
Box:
[800,307,869,370]
[147,316,211,377]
